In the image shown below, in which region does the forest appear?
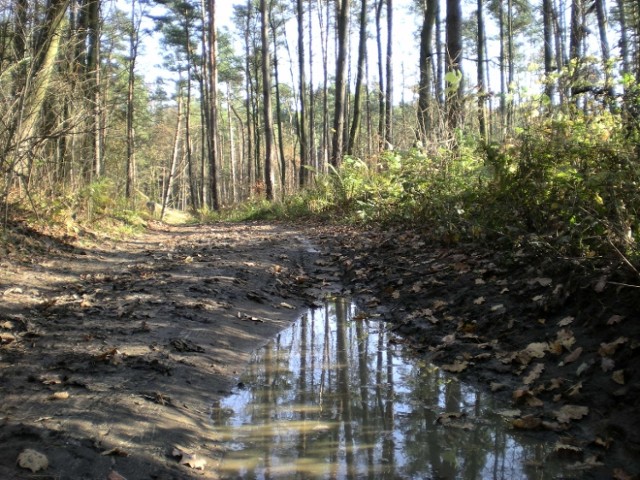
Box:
[0,0,637,262]
[1,0,640,478]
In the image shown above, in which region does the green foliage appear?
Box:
[269,110,639,264]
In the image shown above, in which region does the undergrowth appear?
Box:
[268,110,640,269]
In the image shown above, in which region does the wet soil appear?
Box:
[1,221,639,479]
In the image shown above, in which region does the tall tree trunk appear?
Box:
[330,0,350,167]
[347,0,367,155]
[260,0,274,200]
[375,0,385,151]
[308,0,317,177]
[125,0,138,201]
[506,0,514,128]
[543,0,554,101]
[207,0,220,210]
[445,0,463,131]
[161,96,183,220]
[296,0,308,186]
[244,0,255,192]
[272,21,287,192]
[616,0,630,76]
[319,0,330,172]
[594,0,613,99]
[569,0,585,99]
[384,0,393,147]
[418,0,436,144]
[477,0,487,143]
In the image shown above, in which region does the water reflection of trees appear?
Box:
[213,299,559,479]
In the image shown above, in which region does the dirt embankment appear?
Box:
[1,221,639,479]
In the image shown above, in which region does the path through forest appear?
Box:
[0,221,638,479]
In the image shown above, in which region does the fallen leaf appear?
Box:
[0,332,16,344]
[612,370,625,385]
[558,316,575,327]
[607,315,625,326]
[17,449,49,473]
[525,342,548,358]
[557,329,576,350]
[601,357,615,372]
[441,333,456,345]
[554,443,583,458]
[532,277,553,287]
[496,409,521,418]
[391,290,401,299]
[512,415,542,430]
[541,421,566,432]
[523,363,545,385]
[491,304,505,312]
[474,278,486,285]
[49,391,70,400]
[441,361,468,373]
[473,296,485,305]
[566,381,583,397]
[279,302,295,309]
[107,470,128,480]
[576,361,591,376]
[594,275,608,292]
[554,405,589,423]
[102,447,130,457]
[172,447,207,470]
[598,337,628,357]
[562,347,583,365]
[612,468,634,480]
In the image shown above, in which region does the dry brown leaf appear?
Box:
[566,381,583,397]
[523,363,545,385]
[490,382,505,392]
[607,315,625,326]
[441,333,456,345]
[491,304,505,312]
[612,369,625,385]
[598,337,628,357]
[542,420,566,432]
[554,443,583,458]
[391,290,401,299]
[107,470,128,480]
[554,405,589,423]
[525,342,548,358]
[473,296,485,305]
[496,409,521,418]
[547,378,564,390]
[441,360,468,373]
[0,332,16,344]
[49,391,70,400]
[17,449,49,473]
[612,468,634,480]
[557,329,576,350]
[558,316,575,327]
[512,415,542,430]
[102,447,130,457]
[594,275,608,292]
[601,357,615,372]
[562,347,583,365]
[172,447,207,470]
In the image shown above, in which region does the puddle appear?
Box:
[211,299,573,479]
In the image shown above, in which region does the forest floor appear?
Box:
[0,220,639,479]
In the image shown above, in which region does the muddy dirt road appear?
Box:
[1,221,638,479]
[0,222,342,479]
